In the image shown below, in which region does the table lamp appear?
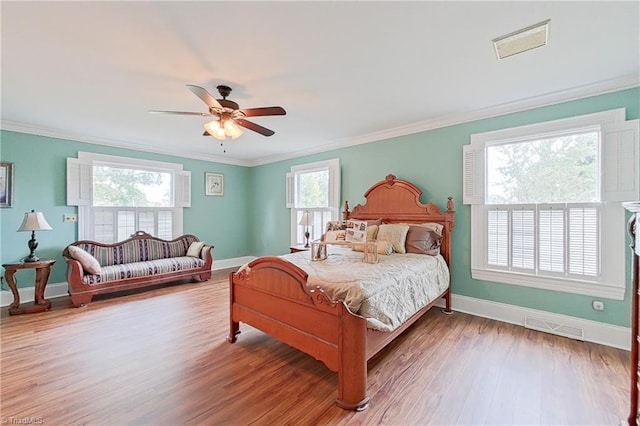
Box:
[298,211,313,248]
[17,210,53,262]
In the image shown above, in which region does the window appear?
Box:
[67,152,191,242]
[286,158,340,246]
[464,109,639,300]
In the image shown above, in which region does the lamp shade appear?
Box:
[17,210,53,232]
[298,211,313,227]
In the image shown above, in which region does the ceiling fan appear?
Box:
[149,84,286,148]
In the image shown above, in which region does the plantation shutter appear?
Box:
[511,207,535,271]
[463,144,484,205]
[567,205,599,277]
[487,208,508,267]
[601,119,639,201]
[175,171,191,207]
[285,172,294,208]
[66,157,92,206]
[538,206,565,274]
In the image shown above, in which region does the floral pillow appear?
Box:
[325,220,348,232]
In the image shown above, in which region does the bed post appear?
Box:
[442,196,455,314]
[343,201,350,220]
[227,271,240,343]
[336,313,370,411]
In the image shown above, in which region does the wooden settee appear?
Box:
[63,231,213,307]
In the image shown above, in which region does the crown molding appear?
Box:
[0,121,252,167]
[247,74,640,166]
[3,74,638,168]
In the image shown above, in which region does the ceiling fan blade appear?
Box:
[186,84,223,110]
[240,106,286,117]
[148,110,211,116]
[236,118,276,137]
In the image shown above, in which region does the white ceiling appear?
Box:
[2,1,639,167]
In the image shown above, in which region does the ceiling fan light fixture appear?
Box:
[223,120,243,139]
[229,126,244,139]
[204,119,220,132]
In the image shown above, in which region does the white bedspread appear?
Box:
[281,246,450,332]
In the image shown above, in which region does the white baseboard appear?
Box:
[0,282,70,307]
[437,294,631,351]
[0,256,257,307]
[212,256,256,271]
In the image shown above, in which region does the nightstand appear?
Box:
[290,245,310,253]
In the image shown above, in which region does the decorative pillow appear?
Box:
[324,230,347,243]
[352,240,393,255]
[405,226,443,256]
[68,245,101,274]
[186,241,205,257]
[376,224,410,254]
[401,222,444,236]
[325,220,347,232]
[366,225,379,241]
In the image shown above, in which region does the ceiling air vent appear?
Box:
[492,19,550,60]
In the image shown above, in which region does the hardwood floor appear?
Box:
[0,268,630,425]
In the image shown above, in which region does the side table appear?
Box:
[2,259,56,315]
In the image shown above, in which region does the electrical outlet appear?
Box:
[63,213,78,223]
[592,300,604,311]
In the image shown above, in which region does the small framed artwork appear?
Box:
[0,162,14,208]
[205,172,224,196]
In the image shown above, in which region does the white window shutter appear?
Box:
[511,208,535,270]
[66,157,92,206]
[285,172,294,208]
[463,144,484,205]
[567,206,599,277]
[175,171,191,207]
[329,162,341,209]
[538,207,565,274]
[601,119,639,201]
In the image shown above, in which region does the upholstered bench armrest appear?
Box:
[200,244,214,270]
[63,254,89,297]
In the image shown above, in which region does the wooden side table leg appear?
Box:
[5,269,20,309]
[34,266,51,306]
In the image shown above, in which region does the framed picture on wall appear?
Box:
[205,172,224,196]
[0,162,14,208]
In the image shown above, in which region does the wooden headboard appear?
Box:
[343,174,455,265]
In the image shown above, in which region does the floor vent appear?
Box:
[524,316,584,341]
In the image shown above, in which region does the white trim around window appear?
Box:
[67,152,190,242]
[464,109,639,300]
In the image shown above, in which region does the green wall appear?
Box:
[1,87,638,328]
[250,87,640,327]
[0,132,252,286]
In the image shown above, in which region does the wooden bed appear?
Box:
[228,174,455,411]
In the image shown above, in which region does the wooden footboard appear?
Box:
[228,256,451,410]
[228,256,370,410]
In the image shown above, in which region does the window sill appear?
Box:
[471,268,625,301]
